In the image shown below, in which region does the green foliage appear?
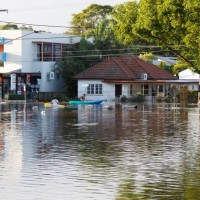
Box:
[91,19,125,56]
[19,25,33,31]
[135,0,200,72]
[54,57,84,93]
[173,60,190,75]
[8,94,25,100]
[111,1,142,45]
[139,52,156,63]
[110,0,200,73]
[77,37,103,67]
[188,90,198,104]
[158,62,174,74]
[0,23,19,30]
[70,4,113,36]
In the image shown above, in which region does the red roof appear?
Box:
[74,55,177,81]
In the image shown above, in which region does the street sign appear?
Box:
[169,85,179,97]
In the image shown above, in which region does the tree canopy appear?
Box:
[111,0,200,73]
[0,23,33,31]
[70,4,113,36]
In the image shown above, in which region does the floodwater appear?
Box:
[0,101,200,200]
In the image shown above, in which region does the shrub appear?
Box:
[8,94,25,100]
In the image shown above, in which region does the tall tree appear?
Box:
[54,57,84,95]
[70,4,113,36]
[135,0,200,73]
[111,1,140,45]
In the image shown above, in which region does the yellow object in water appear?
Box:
[44,103,65,108]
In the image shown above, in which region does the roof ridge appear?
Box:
[112,56,133,78]
[134,57,147,73]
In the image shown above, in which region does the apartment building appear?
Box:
[0,30,81,99]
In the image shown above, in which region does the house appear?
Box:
[73,55,179,101]
[0,30,81,99]
[178,69,199,91]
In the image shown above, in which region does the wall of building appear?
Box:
[78,80,116,101]
[0,30,23,73]
[0,30,81,95]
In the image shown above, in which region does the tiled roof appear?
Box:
[73,55,177,81]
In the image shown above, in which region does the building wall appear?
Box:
[0,30,23,73]
[0,30,81,94]
[78,80,116,101]
[179,69,199,80]
[77,80,182,101]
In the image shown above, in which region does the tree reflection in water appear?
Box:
[0,102,200,200]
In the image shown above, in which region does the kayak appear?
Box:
[44,103,65,108]
[69,100,103,105]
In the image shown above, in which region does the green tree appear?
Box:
[111,1,141,45]
[54,57,84,95]
[19,25,33,31]
[91,19,125,56]
[139,52,156,63]
[0,23,19,30]
[135,0,200,73]
[69,4,113,36]
[158,62,174,74]
[173,61,189,76]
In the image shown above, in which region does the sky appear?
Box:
[1,0,130,33]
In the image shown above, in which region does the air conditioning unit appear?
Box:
[141,73,148,80]
[47,72,55,80]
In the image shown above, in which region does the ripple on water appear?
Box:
[0,103,200,199]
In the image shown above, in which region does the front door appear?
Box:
[115,84,122,97]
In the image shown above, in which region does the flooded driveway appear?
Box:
[0,102,200,199]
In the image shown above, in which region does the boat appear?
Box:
[122,104,137,109]
[44,102,66,108]
[69,100,103,105]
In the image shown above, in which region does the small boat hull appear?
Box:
[69,100,103,105]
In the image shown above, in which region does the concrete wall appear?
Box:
[78,80,117,101]
[0,30,81,93]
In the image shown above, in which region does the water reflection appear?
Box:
[0,102,200,199]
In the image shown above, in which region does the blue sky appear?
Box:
[1,0,130,33]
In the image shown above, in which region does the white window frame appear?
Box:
[87,84,102,95]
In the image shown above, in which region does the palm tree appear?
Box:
[54,57,84,95]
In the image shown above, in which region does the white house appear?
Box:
[178,69,199,91]
[74,55,179,101]
[0,30,81,99]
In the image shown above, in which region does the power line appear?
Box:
[3,45,183,55]
[4,50,176,63]
[0,20,78,29]
[3,31,40,44]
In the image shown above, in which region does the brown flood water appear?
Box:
[0,102,200,200]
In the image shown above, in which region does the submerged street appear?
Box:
[0,102,200,199]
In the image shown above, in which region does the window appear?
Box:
[158,85,163,93]
[141,84,149,95]
[129,84,133,95]
[87,84,102,95]
[192,85,194,90]
[36,42,73,62]
[43,44,52,61]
